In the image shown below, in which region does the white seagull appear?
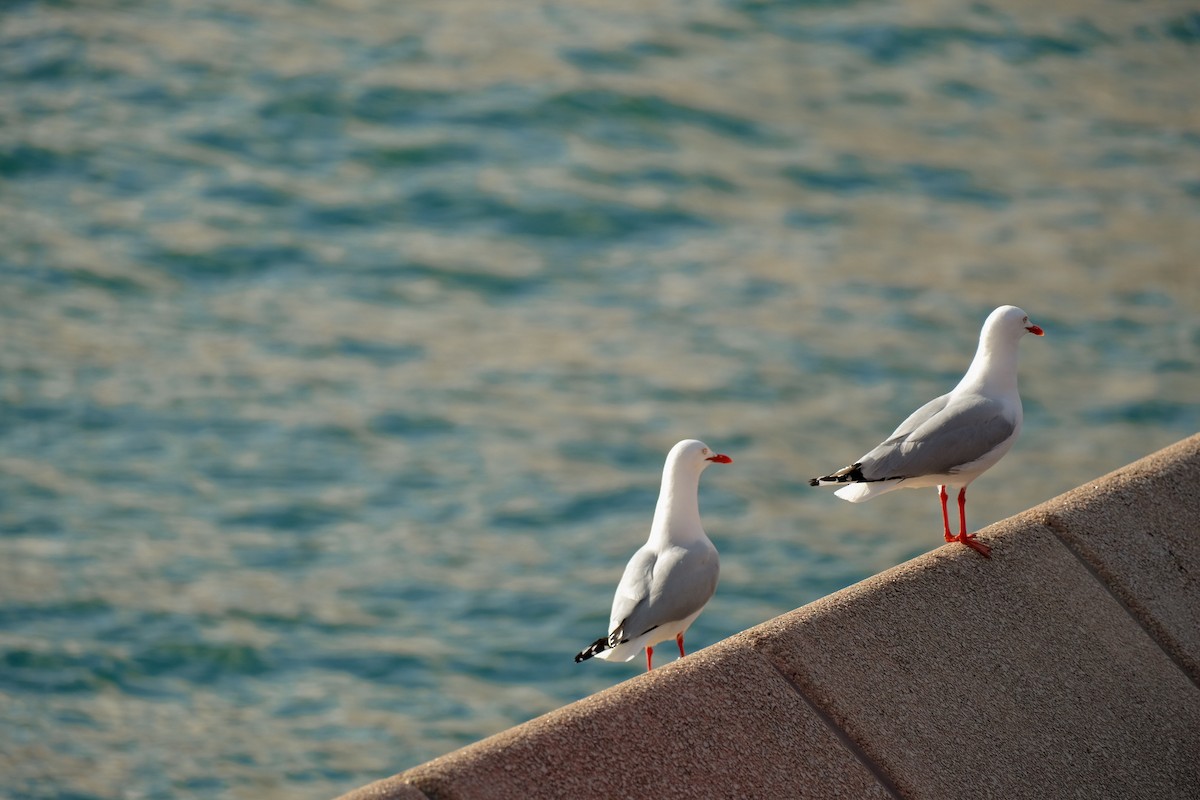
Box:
[575,439,732,671]
[809,305,1044,558]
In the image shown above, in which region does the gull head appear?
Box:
[667,439,733,474]
[985,305,1044,342]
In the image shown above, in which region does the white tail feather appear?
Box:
[834,480,903,503]
[594,642,640,663]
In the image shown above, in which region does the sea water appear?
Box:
[1,0,1198,797]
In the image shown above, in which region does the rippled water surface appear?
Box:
[2,0,1198,797]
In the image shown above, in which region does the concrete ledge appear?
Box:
[337,434,1200,800]
[1031,434,1200,685]
[390,641,890,800]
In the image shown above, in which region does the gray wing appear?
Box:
[608,542,718,643]
[859,393,1016,480]
[882,392,952,443]
[606,546,656,640]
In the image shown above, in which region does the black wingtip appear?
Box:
[811,462,867,485]
[574,636,608,664]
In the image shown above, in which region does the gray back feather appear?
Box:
[611,540,718,642]
[860,393,1017,480]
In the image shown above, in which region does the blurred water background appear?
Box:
[1,0,1198,797]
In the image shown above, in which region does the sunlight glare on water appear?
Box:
[1,0,1198,797]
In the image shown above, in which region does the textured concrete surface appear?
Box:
[1033,432,1200,685]
[337,778,430,800]
[336,435,1200,800]
[362,638,892,800]
[743,518,1200,799]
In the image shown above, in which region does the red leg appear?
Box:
[939,485,953,542]
[676,632,686,658]
[645,646,654,671]
[952,486,991,558]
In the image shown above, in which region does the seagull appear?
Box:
[809,305,1044,558]
[575,439,732,671]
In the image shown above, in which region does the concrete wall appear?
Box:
[337,434,1200,800]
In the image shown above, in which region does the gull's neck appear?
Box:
[955,327,1021,400]
[648,462,706,548]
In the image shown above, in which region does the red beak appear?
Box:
[1026,324,1044,336]
[707,453,732,464]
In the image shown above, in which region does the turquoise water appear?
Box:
[2,0,1198,797]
